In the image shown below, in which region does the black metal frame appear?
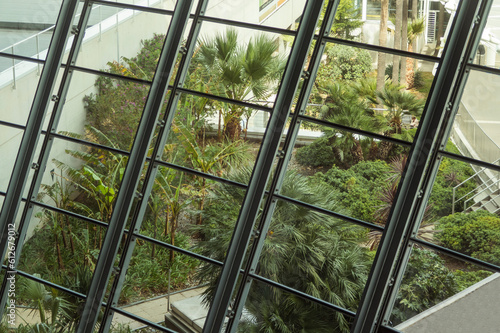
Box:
[1,0,499,332]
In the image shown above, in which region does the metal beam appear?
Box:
[0,0,80,319]
[379,0,494,326]
[226,1,340,331]
[76,1,195,331]
[201,1,325,332]
[98,1,209,330]
[351,1,483,332]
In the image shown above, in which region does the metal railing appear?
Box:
[452,157,500,214]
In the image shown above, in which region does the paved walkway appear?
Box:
[11,287,206,331]
[112,287,206,330]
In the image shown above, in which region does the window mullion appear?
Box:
[351,1,485,332]
[201,1,326,332]
[0,0,81,319]
[76,1,196,331]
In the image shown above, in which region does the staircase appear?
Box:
[453,158,500,215]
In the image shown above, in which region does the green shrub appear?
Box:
[295,136,336,168]
[436,210,500,265]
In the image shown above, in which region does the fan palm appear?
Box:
[193,28,285,140]
[195,168,370,332]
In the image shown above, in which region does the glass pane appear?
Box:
[235,279,354,332]
[19,210,104,295]
[205,0,306,31]
[287,120,410,227]
[39,137,129,223]
[390,247,494,330]
[9,276,84,331]
[186,22,289,106]
[337,0,456,57]
[309,44,436,141]
[251,199,373,311]
[449,70,500,164]
[160,94,267,183]
[140,166,247,251]
[0,126,24,192]
[57,70,152,151]
[470,0,500,68]
[0,61,47,126]
[422,157,500,263]
[75,5,174,75]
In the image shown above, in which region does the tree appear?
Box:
[196,168,370,332]
[406,18,425,88]
[392,0,404,84]
[377,0,390,91]
[193,28,285,140]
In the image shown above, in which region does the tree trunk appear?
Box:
[352,140,365,165]
[164,210,169,237]
[169,215,177,263]
[392,0,403,84]
[377,0,389,92]
[433,3,445,56]
[368,140,379,160]
[411,0,418,20]
[198,178,206,225]
[400,0,409,87]
[224,116,241,141]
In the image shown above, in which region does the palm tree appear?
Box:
[196,168,370,332]
[321,82,388,167]
[392,0,404,84]
[193,28,285,140]
[406,18,425,88]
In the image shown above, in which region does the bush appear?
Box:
[436,210,500,265]
[312,160,390,221]
[295,136,336,168]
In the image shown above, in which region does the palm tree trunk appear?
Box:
[400,0,409,87]
[392,0,403,84]
[377,0,389,91]
[169,215,177,263]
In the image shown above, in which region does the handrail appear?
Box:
[464,178,500,211]
[452,157,500,214]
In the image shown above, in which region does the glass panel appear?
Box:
[118,239,206,306]
[390,247,494,330]
[186,22,290,106]
[18,210,104,295]
[75,5,173,75]
[0,126,24,192]
[57,70,152,151]
[421,157,500,263]
[140,166,247,251]
[251,199,373,311]
[449,70,500,164]
[8,276,84,331]
[160,94,267,183]
[235,279,354,332]
[309,44,436,141]
[470,0,500,68]
[0,60,47,126]
[287,120,410,226]
[39,137,129,223]
[95,0,177,13]
[205,0,306,30]
[336,0,456,57]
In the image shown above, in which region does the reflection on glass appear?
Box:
[0,126,24,192]
[391,247,492,329]
[470,0,500,68]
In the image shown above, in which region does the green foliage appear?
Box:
[311,160,390,222]
[196,168,370,332]
[413,71,434,96]
[429,156,476,217]
[437,210,500,265]
[316,44,372,87]
[320,0,364,40]
[295,136,336,168]
[392,248,460,325]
